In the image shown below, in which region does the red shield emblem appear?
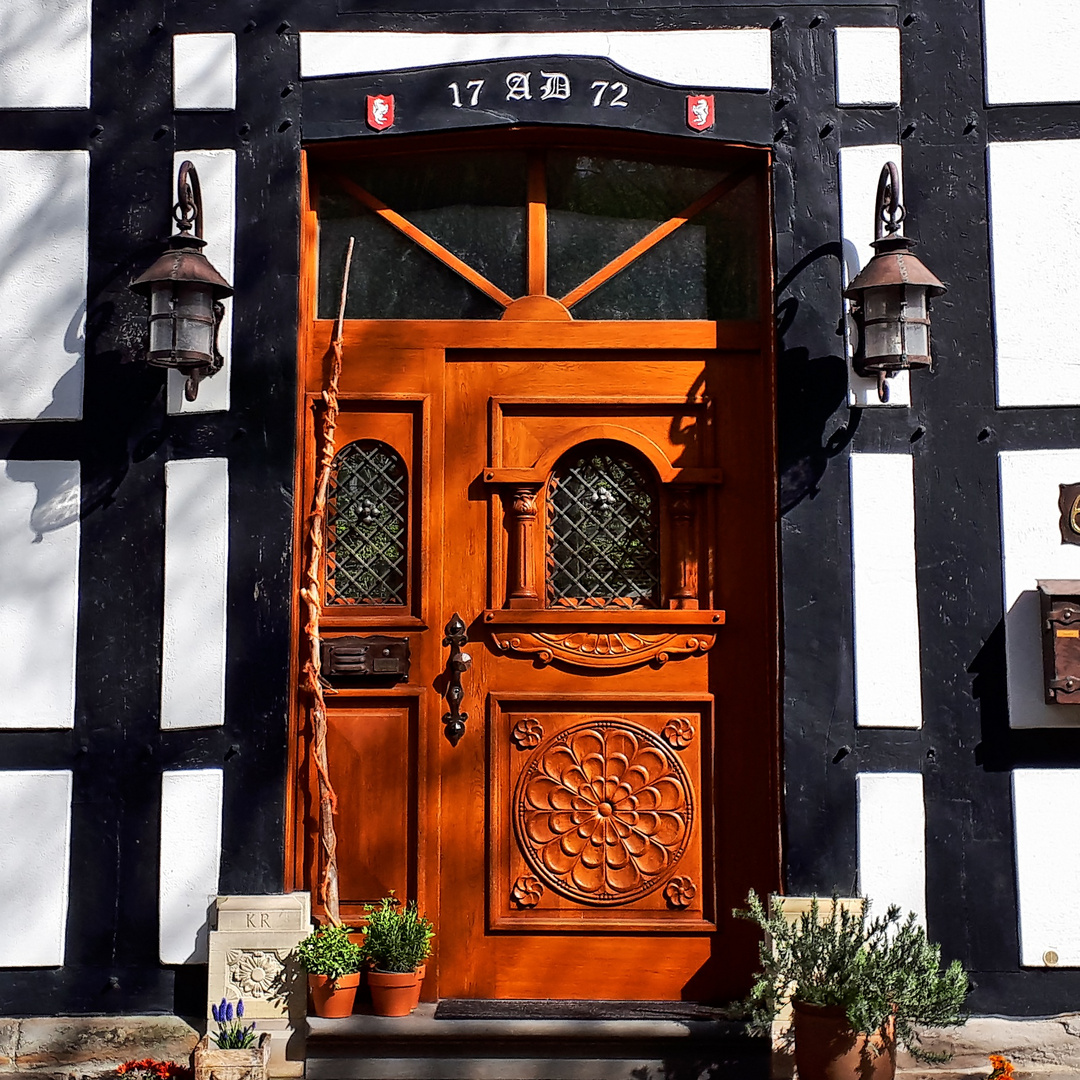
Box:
[686,94,714,132]
[367,94,395,131]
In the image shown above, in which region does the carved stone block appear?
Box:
[207,895,312,1078]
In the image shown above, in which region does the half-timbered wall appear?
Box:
[2,0,1079,1017]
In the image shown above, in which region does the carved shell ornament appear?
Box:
[514,720,693,905]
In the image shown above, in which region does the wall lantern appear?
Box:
[130,160,233,402]
[843,161,947,403]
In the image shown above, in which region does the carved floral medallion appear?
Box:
[226,949,286,999]
[514,720,693,905]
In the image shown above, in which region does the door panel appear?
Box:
[293,137,777,1003]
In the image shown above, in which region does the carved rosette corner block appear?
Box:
[511,716,545,749]
[511,874,545,908]
[493,629,714,669]
[513,719,694,905]
[661,717,696,750]
[663,876,697,909]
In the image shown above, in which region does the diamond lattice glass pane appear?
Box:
[547,444,660,608]
[327,440,407,606]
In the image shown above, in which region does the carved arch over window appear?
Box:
[326,439,408,606]
[546,441,661,609]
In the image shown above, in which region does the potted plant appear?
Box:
[193,998,270,1080]
[295,923,363,1018]
[359,895,434,1016]
[736,891,969,1080]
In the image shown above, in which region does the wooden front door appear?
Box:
[290,132,780,1003]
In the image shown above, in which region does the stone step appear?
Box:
[306,1004,771,1080]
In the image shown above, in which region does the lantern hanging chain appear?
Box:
[173,159,203,239]
[875,160,905,241]
[300,236,355,927]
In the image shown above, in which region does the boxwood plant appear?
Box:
[295,923,362,984]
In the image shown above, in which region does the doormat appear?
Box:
[434,1000,732,1021]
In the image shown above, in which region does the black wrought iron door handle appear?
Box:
[442,612,471,746]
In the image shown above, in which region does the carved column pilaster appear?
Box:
[669,486,698,609]
[507,483,543,608]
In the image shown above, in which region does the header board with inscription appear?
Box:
[304,58,773,145]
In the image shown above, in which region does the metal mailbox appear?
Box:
[321,635,411,681]
[1039,581,1080,703]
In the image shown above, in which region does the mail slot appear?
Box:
[1039,581,1080,703]
[321,635,410,681]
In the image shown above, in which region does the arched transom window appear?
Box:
[546,442,660,608]
[326,439,408,606]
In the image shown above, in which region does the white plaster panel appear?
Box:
[857,772,925,924]
[983,0,1080,105]
[999,449,1080,728]
[173,34,237,111]
[0,771,72,966]
[0,150,88,421]
[988,140,1080,407]
[161,458,229,730]
[1013,769,1080,965]
[838,144,909,407]
[0,0,90,108]
[834,28,901,107]
[0,461,80,729]
[850,454,923,728]
[299,30,772,91]
[160,769,223,964]
[168,150,235,414]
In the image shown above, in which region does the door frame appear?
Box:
[285,129,781,1000]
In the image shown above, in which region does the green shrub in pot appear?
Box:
[736,891,969,1069]
[295,923,362,983]
[359,895,434,973]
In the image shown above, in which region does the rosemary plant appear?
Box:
[736,891,969,1062]
[360,894,435,974]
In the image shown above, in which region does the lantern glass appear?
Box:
[175,285,215,357]
[863,288,895,322]
[903,287,927,320]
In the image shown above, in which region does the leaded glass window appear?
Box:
[546,443,660,608]
[326,440,408,606]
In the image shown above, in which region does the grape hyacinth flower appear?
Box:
[209,998,257,1050]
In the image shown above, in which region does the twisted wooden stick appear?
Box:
[300,238,354,926]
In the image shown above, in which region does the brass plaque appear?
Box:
[1059,483,1080,545]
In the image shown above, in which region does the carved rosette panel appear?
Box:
[226,949,287,999]
[493,630,715,669]
[513,719,694,905]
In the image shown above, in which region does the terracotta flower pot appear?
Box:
[367,969,420,1016]
[791,1000,896,1080]
[405,963,426,1011]
[308,971,361,1018]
